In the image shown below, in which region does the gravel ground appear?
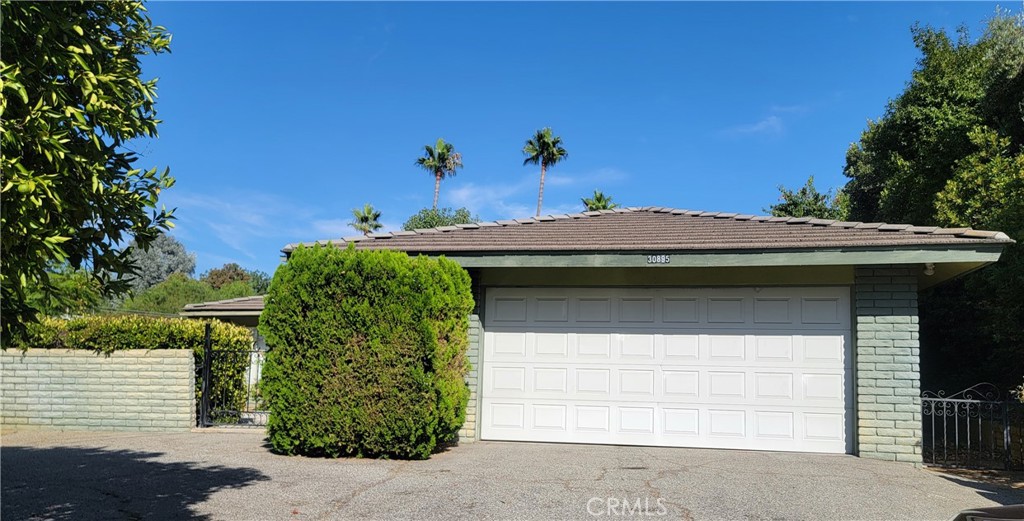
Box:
[2,429,1021,520]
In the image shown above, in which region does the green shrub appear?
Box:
[259,244,474,459]
[10,314,254,418]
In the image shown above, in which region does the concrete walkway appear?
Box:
[2,430,1020,520]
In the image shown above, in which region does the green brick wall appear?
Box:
[458,314,482,441]
[0,349,195,432]
[854,265,923,463]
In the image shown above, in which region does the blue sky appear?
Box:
[139,1,1005,275]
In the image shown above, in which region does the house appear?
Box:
[181,295,267,350]
[282,207,1012,463]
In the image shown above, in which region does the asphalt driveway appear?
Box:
[2,429,1020,520]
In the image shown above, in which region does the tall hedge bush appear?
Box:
[259,245,474,459]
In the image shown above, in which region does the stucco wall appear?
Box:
[1,349,195,432]
[854,265,923,463]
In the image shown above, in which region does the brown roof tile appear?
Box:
[281,207,1014,254]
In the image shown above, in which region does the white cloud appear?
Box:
[724,115,784,136]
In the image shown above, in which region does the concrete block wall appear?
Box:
[1,349,195,432]
[854,265,923,463]
[458,314,481,441]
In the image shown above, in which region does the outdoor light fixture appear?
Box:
[923,263,935,276]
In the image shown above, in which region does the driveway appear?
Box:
[1,430,1020,520]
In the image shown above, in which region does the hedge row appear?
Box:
[259,245,474,459]
[9,314,255,419]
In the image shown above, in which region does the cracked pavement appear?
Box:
[2,429,1021,520]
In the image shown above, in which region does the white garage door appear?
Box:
[480,287,852,453]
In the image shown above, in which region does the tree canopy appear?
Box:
[402,207,479,231]
[349,203,383,235]
[581,190,619,211]
[841,9,1024,390]
[767,176,849,220]
[1,1,175,339]
[125,233,196,292]
[415,138,463,209]
[122,273,255,315]
[200,262,249,289]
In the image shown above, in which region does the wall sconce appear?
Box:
[923,263,935,276]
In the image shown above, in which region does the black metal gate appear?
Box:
[197,324,268,427]
[921,383,1024,470]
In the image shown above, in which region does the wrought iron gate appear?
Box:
[197,324,268,427]
[921,383,1024,469]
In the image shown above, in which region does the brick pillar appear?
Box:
[854,265,923,463]
[458,314,482,441]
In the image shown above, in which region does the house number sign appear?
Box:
[646,255,671,264]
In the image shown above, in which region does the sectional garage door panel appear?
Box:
[480,287,852,454]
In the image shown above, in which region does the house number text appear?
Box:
[646,255,671,264]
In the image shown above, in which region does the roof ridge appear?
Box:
[280,205,1012,253]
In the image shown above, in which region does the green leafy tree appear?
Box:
[125,233,196,292]
[415,138,463,209]
[402,207,479,231]
[523,128,568,216]
[349,204,383,235]
[581,190,619,211]
[1,1,175,339]
[26,266,102,317]
[201,263,250,289]
[122,273,255,315]
[767,176,850,220]
[245,269,272,294]
[841,9,1024,391]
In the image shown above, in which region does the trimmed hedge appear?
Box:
[10,314,255,418]
[259,245,474,459]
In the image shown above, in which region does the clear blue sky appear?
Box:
[139,1,1005,275]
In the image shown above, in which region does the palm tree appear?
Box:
[349,203,383,236]
[582,190,618,211]
[522,127,568,216]
[415,138,463,209]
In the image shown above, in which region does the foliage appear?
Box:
[245,269,272,294]
[201,263,250,289]
[0,1,175,341]
[402,207,479,231]
[259,245,474,459]
[125,233,196,292]
[767,176,850,220]
[523,128,568,216]
[841,9,1024,391]
[26,267,102,317]
[581,190,619,211]
[11,314,254,416]
[121,273,255,315]
[415,138,463,209]
[349,203,383,235]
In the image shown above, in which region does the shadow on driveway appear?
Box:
[1,445,269,520]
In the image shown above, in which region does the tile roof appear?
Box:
[281,207,1013,254]
[181,295,265,313]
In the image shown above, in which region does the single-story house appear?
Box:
[281,207,1011,463]
[181,295,267,350]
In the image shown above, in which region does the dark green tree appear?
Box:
[767,176,850,220]
[245,269,272,294]
[842,9,1024,391]
[125,233,196,292]
[402,207,479,231]
[201,263,250,289]
[1,1,174,339]
[523,128,568,216]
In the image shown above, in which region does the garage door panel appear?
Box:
[482,287,851,454]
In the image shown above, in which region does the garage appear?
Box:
[283,206,1011,461]
[480,287,852,453]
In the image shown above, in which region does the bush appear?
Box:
[259,244,474,459]
[10,314,254,417]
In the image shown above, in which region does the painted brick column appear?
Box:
[458,314,482,441]
[854,265,922,463]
